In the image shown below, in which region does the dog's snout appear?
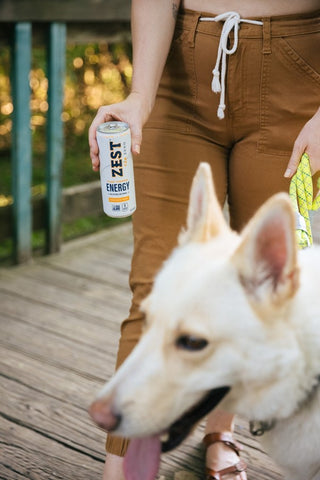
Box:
[89,398,122,432]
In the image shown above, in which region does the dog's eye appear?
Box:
[175,335,208,351]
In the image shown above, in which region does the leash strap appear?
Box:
[289,153,320,249]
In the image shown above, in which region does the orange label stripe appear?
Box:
[108,196,129,203]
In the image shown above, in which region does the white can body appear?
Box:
[97,122,136,218]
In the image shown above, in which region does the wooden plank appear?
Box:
[23,262,130,300]
[0,349,282,480]
[45,22,66,254]
[0,288,121,341]
[10,23,32,264]
[0,346,282,480]
[0,345,106,408]
[0,313,115,380]
[0,225,285,479]
[0,0,131,22]
[40,225,133,288]
[0,272,129,326]
[0,415,104,480]
[53,222,133,251]
[5,366,104,443]
[43,253,131,289]
[0,255,130,343]
[0,375,105,457]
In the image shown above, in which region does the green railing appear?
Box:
[11,22,66,263]
[0,0,130,264]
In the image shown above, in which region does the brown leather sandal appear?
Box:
[203,432,247,480]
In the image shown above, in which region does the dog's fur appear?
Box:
[90,163,320,480]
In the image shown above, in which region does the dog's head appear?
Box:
[89,163,301,480]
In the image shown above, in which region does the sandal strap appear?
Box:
[205,459,247,480]
[203,432,243,456]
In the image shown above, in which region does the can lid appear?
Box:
[97,121,129,134]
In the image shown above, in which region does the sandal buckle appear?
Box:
[235,460,247,472]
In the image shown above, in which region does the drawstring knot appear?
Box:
[211,68,221,93]
[217,104,225,120]
[200,12,263,119]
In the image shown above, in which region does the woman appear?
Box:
[89,1,320,478]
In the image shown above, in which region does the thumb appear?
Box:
[285,141,305,178]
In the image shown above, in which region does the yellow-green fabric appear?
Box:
[289,153,320,249]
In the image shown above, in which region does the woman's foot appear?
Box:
[204,433,247,480]
[102,453,125,480]
[204,411,247,480]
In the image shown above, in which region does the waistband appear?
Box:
[177,8,320,38]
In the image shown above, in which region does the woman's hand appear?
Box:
[88,0,180,171]
[285,107,320,178]
[88,92,152,171]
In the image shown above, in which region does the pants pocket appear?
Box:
[146,29,197,134]
[258,32,320,156]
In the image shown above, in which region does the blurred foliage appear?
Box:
[0,42,132,198]
[0,42,132,261]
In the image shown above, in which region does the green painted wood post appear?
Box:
[11,22,32,264]
[45,22,66,254]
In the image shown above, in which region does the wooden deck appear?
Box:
[0,223,284,480]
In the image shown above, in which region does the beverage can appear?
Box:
[97,121,136,218]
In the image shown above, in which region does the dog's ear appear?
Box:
[179,162,229,244]
[231,193,299,308]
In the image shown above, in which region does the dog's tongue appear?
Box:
[123,435,161,480]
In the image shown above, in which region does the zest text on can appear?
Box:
[97,121,136,218]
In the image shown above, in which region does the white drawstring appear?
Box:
[200,12,263,119]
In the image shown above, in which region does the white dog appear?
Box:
[90,163,320,480]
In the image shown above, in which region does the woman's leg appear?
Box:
[103,453,125,480]
[103,127,229,475]
[226,12,320,232]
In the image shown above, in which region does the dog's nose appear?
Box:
[89,398,122,432]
